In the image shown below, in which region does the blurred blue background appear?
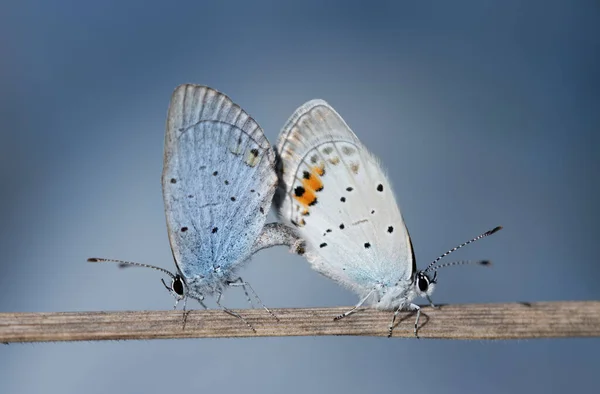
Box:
[1,1,598,393]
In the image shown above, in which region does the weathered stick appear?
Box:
[1,301,598,343]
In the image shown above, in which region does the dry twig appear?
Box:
[1,301,598,343]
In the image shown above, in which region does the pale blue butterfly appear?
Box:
[89,84,301,329]
[274,99,501,337]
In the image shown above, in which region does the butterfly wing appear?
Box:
[163,85,276,287]
[275,100,415,295]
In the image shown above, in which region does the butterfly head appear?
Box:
[162,274,186,302]
[414,270,437,298]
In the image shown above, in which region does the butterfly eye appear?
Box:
[418,275,429,292]
[172,276,185,296]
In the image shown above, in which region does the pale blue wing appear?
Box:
[163,85,276,288]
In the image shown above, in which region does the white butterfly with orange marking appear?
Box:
[275,99,502,337]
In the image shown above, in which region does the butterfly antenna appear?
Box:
[427,260,491,272]
[424,226,502,273]
[87,257,176,279]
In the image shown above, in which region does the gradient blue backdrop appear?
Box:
[1,1,598,393]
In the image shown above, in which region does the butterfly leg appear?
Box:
[180,297,189,327]
[181,296,207,330]
[228,278,279,321]
[387,306,402,338]
[410,303,422,338]
[334,290,374,321]
[426,295,438,309]
[181,297,191,329]
[196,297,208,310]
[227,278,256,308]
[387,303,421,338]
[216,291,256,333]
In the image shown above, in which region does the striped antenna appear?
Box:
[87,257,176,279]
[426,260,491,273]
[424,226,502,273]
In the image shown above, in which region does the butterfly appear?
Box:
[89,84,302,330]
[274,99,501,337]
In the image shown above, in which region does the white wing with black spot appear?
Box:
[275,100,414,295]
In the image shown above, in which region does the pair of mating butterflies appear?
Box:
[89,84,501,337]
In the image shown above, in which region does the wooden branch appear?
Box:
[1,301,598,343]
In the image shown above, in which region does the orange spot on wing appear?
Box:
[294,166,325,207]
[303,171,323,193]
[313,165,325,176]
[294,188,317,207]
